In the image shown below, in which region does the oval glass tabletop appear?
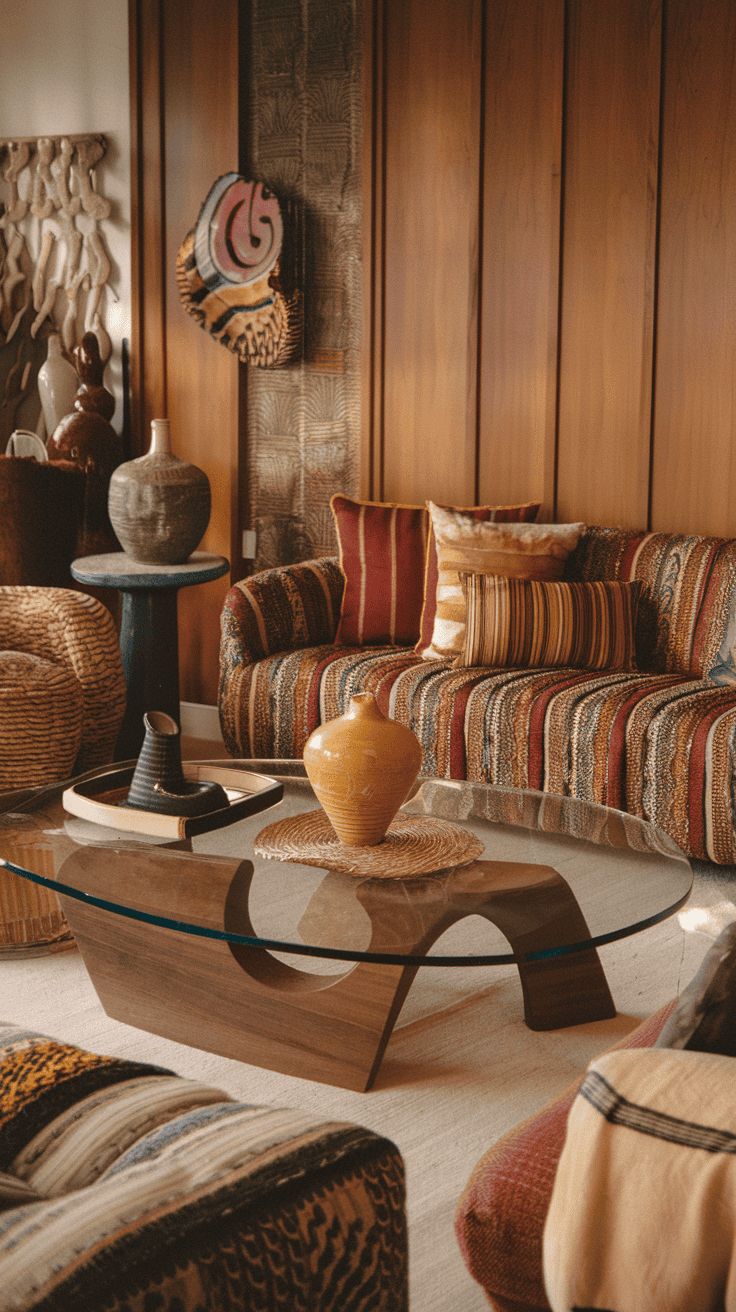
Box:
[0,760,692,969]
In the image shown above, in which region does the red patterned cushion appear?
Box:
[416,501,540,654]
[331,496,428,645]
[331,495,540,647]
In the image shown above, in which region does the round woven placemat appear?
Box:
[254,808,484,879]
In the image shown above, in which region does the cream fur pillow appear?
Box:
[421,504,586,662]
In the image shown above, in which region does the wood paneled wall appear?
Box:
[132,0,736,702]
[367,0,736,537]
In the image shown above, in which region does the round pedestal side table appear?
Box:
[71,551,229,758]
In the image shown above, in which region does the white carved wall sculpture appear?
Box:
[0,134,114,445]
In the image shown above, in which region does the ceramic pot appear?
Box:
[303,692,423,845]
[127,711,228,816]
[108,418,211,564]
[46,331,122,480]
[37,334,78,438]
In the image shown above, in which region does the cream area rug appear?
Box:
[1,861,733,1311]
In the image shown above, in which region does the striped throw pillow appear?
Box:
[332,495,428,645]
[458,575,641,671]
[415,500,540,654]
[331,495,541,647]
[421,506,585,661]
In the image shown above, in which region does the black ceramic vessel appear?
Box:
[127,711,228,816]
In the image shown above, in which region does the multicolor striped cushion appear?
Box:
[421,507,585,661]
[416,499,540,653]
[458,576,640,672]
[0,1026,408,1311]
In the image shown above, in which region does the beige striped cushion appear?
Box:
[422,505,585,661]
[458,575,641,671]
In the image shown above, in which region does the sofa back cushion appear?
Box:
[566,526,736,680]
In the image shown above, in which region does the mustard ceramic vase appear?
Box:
[303,692,423,845]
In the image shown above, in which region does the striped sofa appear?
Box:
[0,1025,407,1310]
[219,526,736,864]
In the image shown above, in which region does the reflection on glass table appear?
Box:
[0,762,692,1091]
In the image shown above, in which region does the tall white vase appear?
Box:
[37,334,78,437]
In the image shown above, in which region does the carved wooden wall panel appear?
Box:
[245,0,362,569]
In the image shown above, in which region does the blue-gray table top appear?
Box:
[71,551,229,590]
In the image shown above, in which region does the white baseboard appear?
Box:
[179,701,223,743]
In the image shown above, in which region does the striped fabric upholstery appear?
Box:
[218,527,736,864]
[459,576,641,672]
[566,526,736,680]
[0,1026,407,1311]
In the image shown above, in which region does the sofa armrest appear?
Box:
[0,586,125,770]
[220,557,344,670]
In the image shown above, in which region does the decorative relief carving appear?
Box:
[246,0,362,570]
[0,134,113,447]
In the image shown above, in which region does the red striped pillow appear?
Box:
[331,495,541,647]
[331,495,428,645]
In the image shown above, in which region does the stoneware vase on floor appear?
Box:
[303,692,423,844]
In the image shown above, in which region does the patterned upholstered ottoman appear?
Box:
[0,1026,407,1310]
[219,526,736,863]
[454,1004,674,1311]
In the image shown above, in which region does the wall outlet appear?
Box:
[241,529,257,559]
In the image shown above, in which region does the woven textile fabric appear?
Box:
[454,1005,675,1312]
[566,525,736,679]
[422,507,585,661]
[0,1026,408,1311]
[0,586,126,773]
[416,499,540,653]
[0,652,83,789]
[543,1047,736,1312]
[218,530,736,863]
[458,576,640,672]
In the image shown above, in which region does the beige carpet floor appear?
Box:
[2,861,734,1311]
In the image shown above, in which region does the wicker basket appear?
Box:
[0,456,83,585]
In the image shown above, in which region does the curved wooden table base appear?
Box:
[56,848,614,1091]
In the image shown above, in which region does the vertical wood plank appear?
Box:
[129,0,167,454]
[556,0,661,528]
[478,0,564,516]
[381,0,482,505]
[162,0,240,704]
[651,0,736,535]
[361,0,383,498]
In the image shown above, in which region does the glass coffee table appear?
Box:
[0,762,692,1091]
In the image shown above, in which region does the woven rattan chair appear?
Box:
[0,587,126,954]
